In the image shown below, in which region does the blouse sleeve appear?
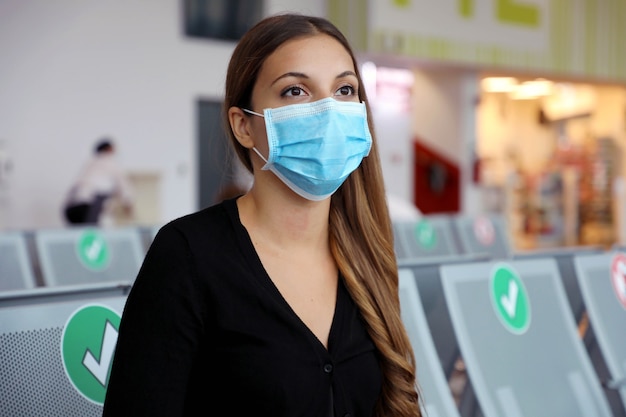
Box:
[103,223,206,416]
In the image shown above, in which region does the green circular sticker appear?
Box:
[414,220,437,249]
[490,264,531,334]
[76,230,110,270]
[61,304,121,404]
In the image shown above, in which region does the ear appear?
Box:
[228,107,255,149]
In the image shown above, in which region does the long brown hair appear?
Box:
[223,13,421,417]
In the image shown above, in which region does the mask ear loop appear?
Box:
[241,108,271,168]
[252,147,270,168]
[242,108,264,118]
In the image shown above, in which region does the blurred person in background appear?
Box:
[63,138,133,225]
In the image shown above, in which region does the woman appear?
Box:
[103,13,420,417]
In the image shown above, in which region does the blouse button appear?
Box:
[323,363,333,373]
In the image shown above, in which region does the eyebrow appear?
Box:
[271,70,357,86]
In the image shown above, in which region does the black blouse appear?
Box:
[103,198,382,417]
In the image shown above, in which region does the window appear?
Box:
[183,0,264,41]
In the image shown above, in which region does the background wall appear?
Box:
[0,0,325,230]
[410,68,481,214]
[3,1,622,234]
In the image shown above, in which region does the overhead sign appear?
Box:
[373,0,548,50]
[329,0,626,83]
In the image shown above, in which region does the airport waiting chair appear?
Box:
[34,226,145,287]
[399,254,491,417]
[136,224,163,253]
[0,231,37,291]
[393,215,461,260]
[399,267,461,417]
[513,245,605,323]
[440,257,614,417]
[514,247,625,417]
[0,282,131,416]
[398,254,488,379]
[452,213,512,260]
[574,251,626,415]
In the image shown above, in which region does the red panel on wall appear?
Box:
[413,139,460,214]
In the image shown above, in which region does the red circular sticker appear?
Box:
[473,216,495,246]
[610,253,626,309]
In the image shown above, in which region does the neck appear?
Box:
[237,183,331,250]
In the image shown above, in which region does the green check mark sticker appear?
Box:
[77,230,110,270]
[490,264,531,334]
[414,219,437,250]
[61,304,121,404]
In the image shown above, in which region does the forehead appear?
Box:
[258,34,355,80]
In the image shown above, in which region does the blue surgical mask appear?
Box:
[243,97,372,201]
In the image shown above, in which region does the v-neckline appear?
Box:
[226,198,341,352]
[263,269,342,352]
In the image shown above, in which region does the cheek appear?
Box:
[250,121,269,153]
[247,120,271,169]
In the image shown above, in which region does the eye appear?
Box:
[335,85,356,97]
[282,86,308,97]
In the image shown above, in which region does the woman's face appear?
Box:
[246,34,360,158]
[251,33,359,111]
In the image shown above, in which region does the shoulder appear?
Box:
[154,198,240,249]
